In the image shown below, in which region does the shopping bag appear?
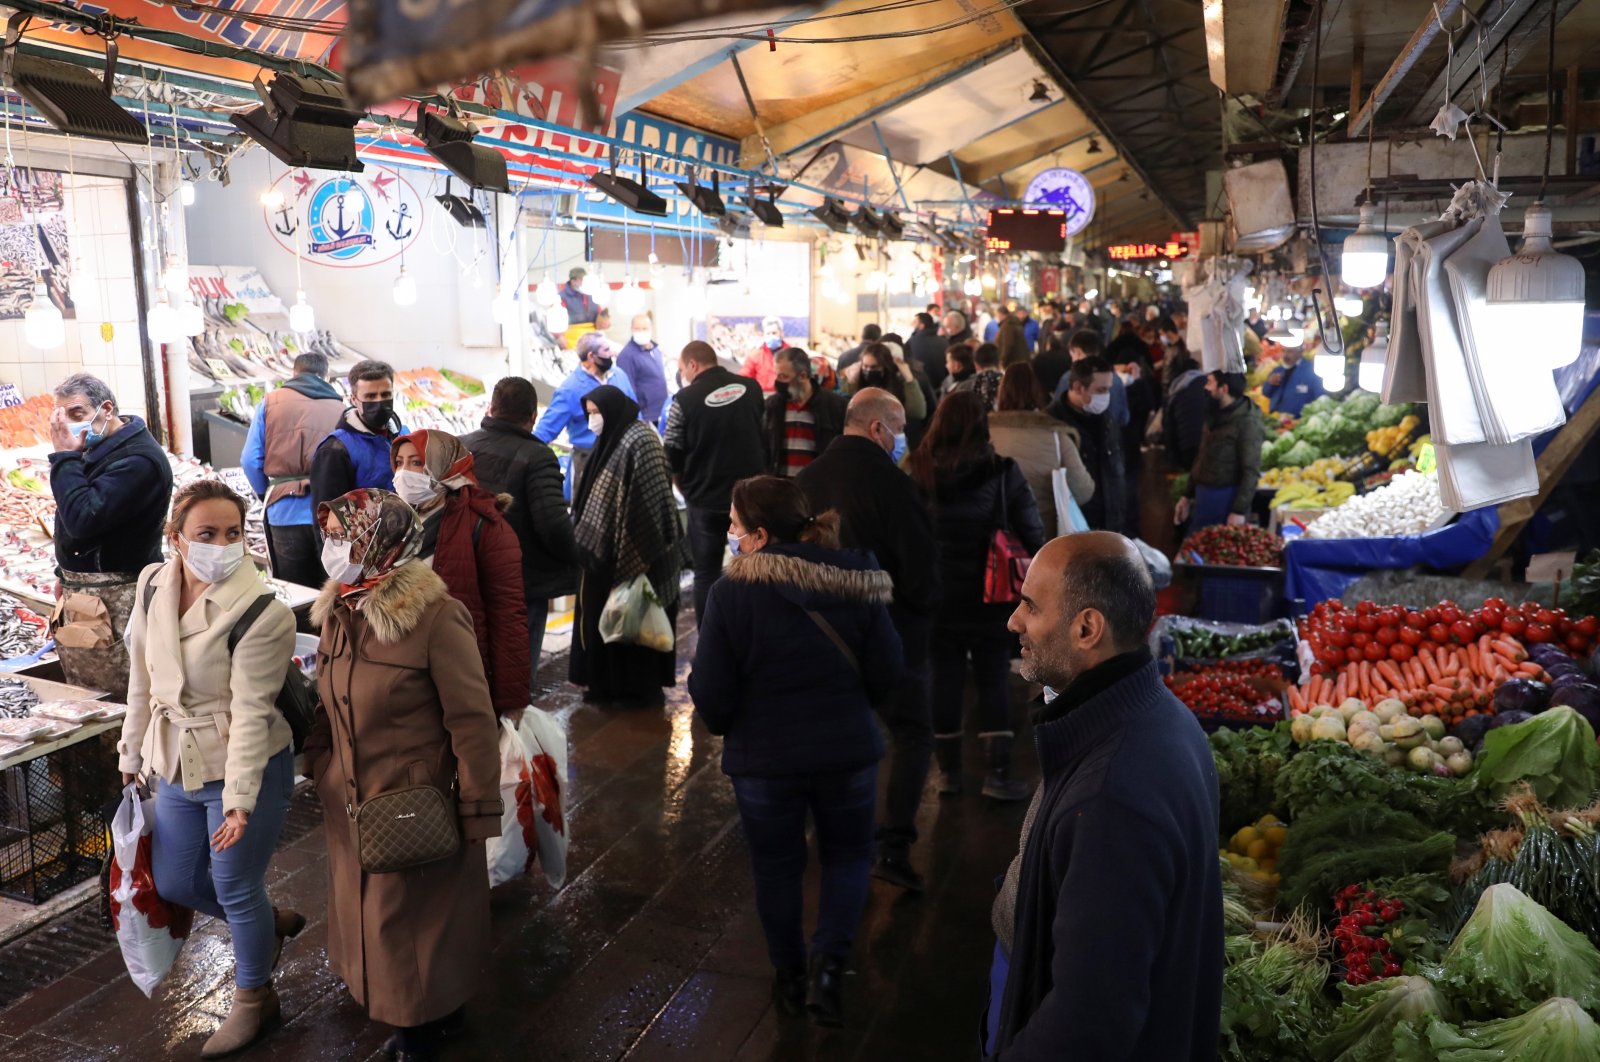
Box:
[598,574,675,651]
[1051,433,1090,535]
[108,784,194,997]
[517,708,570,888]
[486,719,534,887]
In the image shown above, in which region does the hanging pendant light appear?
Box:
[179,179,196,207]
[24,281,64,349]
[962,276,982,297]
[1341,203,1389,289]
[1358,320,1390,392]
[163,256,189,297]
[535,273,559,307]
[146,291,180,344]
[1314,350,1346,389]
[1335,292,1365,318]
[393,266,417,307]
[545,303,570,334]
[178,297,205,337]
[492,284,518,324]
[1487,203,1586,369]
[587,265,611,308]
[1266,318,1300,348]
[289,290,315,333]
[613,276,648,318]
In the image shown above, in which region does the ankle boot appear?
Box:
[201,983,280,1058]
[806,953,847,1027]
[272,907,307,970]
[981,736,1030,802]
[934,736,964,796]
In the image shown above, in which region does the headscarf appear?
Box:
[316,488,424,594]
[390,429,478,514]
[572,384,640,518]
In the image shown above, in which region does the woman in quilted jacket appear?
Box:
[390,429,529,717]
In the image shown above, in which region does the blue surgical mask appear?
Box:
[891,432,908,464]
[727,531,744,556]
[765,336,782,351]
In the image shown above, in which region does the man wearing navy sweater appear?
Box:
[987,533,1222,1060]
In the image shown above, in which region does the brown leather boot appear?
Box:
[272,907,306,970]
[201,983,280,1058]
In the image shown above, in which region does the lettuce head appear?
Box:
[1315,976,1454,1062]
[1418,997,1600,1061]
[1474,706,1600,809]
[1439,883,1600,1018]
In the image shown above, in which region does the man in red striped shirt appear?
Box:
[765,346,845,478]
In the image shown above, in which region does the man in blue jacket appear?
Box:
[535,332,635,489]
[1263,344,1325,416]
[615,312,668,429]
[988,533,1221,1061]
[309,359,409,511]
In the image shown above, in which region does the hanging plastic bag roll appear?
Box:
[1386,219,1455,405]
[1414,216,1489,445]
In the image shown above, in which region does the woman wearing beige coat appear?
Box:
[988,364,1094,537]
[305,488,502,1062]
[118,479,302,1059]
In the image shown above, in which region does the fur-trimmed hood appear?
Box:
[311,559,450,644]
[724,544,893,608]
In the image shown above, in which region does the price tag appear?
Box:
[1415,443,1436,474]
[0,383,23,408]
[205,358,234,379]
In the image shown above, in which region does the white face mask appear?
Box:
[587,412,605,436]
[393,468,439,508]
[322,537,364,583]
[1116,371,1134,387]
[180,539,245,585]
[632,331,653,347]
[1085,391,1111,416]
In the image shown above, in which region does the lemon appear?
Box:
[1265,825,1288,848]
[1231,826,1262,854]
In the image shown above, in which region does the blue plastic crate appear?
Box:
[1193,568,1286,625]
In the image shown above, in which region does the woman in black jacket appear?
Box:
[907,392,1046,802]
[689,476,902,1027]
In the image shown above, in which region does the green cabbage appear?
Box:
[1342,391,1382,419]
[1412,997,1600,1060]
[1474,706,1600,809]
[1302,395,1341,418]
[1438,883,1600,1018]
[1371,402,1412,428]
[1314,976,1455,1061]
[1282,440,1322,468]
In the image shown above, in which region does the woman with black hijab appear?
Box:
[568,385,685,705]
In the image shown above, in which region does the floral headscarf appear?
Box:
[316,488,423,591]
[390,430,478,505]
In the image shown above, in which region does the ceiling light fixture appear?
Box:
[417,103,509,193]
[675,170,727,217]
[587,149,668,217]
[1358,320,1389,392]
[810,197,853,233]
[747,184,784,227]
[232,72,363,172]
[1086,137,1102,155]
[1341,202,1389,289]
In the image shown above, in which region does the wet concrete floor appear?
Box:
[0,611,1036,1061]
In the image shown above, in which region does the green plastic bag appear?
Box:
[598,574,675,652]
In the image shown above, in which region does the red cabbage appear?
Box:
[1493,679,1550,714]
[1550,683,1600,732]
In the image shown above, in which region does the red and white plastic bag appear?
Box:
[486,720,533,887]
[109,783,193,996]
[484,709,569,889]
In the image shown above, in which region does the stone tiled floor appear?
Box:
[0,613,1035,1061]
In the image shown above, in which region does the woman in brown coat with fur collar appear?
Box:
[304,489,503,1062]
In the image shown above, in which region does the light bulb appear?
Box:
[1335,294,1365,318]
[289,290,315,333]
[23,282,64,349]
[1341,202,1389,289]
[178,298,205,337]
[588,267,610,307]
[260,186,285,211]
[146,292,179,344]
[647,251,663,278]
[887,272,911,295]
[1314,352,1346,389]
[535,274,559,307]
[963,277,982,297]
[179,180,196,207]
[1358,324,1390,392]
[545,303,570,334]
[982,271,997,289]
[492,285,518,325]
[164,258,189,297]
[393,267,417,307]
[1488,203,1587,369]
[613,278,647,318]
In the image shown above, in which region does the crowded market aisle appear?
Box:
[0,610,1031,1062]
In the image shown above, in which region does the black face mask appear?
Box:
[774,380,791,401]
[359,399,394,432]
[860,369,888,388]
[593,356,614,374]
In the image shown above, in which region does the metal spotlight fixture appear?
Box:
[879,211,905,241]
[587,149,668,217]
[851,205,884,237]
[231,72,363,171]
[810,197,853,233]
[416,103,509,192]
[747,185,784,227]
[675,170,727,217]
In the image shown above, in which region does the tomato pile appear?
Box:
[1165,660,1284,722]
[1303,599,1600,675]
[1179,524,1283,568]
[1332,886,1407,985]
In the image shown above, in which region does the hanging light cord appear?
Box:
[1540,0,1554,203]
[1307,0,1344,356]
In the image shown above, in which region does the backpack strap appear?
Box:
[227,594,276,654]
[804,608,859,677]
[141,578,157,615]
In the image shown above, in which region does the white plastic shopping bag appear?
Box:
[599,574,675,652]
[109,783,193,996]
[517,708,570,889]
[486,719,533,887]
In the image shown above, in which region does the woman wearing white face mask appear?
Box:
[389,430,529,719]
[118,478,301,1059]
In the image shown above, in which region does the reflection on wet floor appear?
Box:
[0,609,1035,1061]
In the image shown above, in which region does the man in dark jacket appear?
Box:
[988,533,1221,1061]
[938,308,973,348]
[310,359,409,510]
[798,389,939,892]
[836,323,880,375]
[907,313,948,389]
[1046,357,1124,532]
[664,341,768,624]
[49,374,172,574]
[1177,371,1265,530]
[462,377,579,673]
[767,347,846,478]
[1162,353,1211,472]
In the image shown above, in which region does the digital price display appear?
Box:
[985,208,1068,253]
[1108,241,1192,261]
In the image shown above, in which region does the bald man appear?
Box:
[797,389,939,892]
[985,533,1221,1061]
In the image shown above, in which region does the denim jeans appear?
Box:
[875,608,933,856]
[151,747,294,989]
[264,523,322,592]
[685,505,732,627]
[730,765,878,971]
[527,597,550,690]
[931,625,1014,738]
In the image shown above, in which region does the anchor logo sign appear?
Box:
[272,205,298,237]
[264,166,423,269]
[385,203,414,241]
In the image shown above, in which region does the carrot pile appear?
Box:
[1289,635,1549,721]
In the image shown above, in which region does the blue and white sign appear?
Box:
[1023,168,1096,238]
[263,166,424,269]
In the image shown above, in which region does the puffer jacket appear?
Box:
[924,453,1047,625]
[461,416,579,599]
[689,542,902,778]
[425,487,529,716]
[1191,396,1265,515]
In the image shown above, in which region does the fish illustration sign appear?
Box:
[263,166,425,268]
[1022,168,1095,238]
